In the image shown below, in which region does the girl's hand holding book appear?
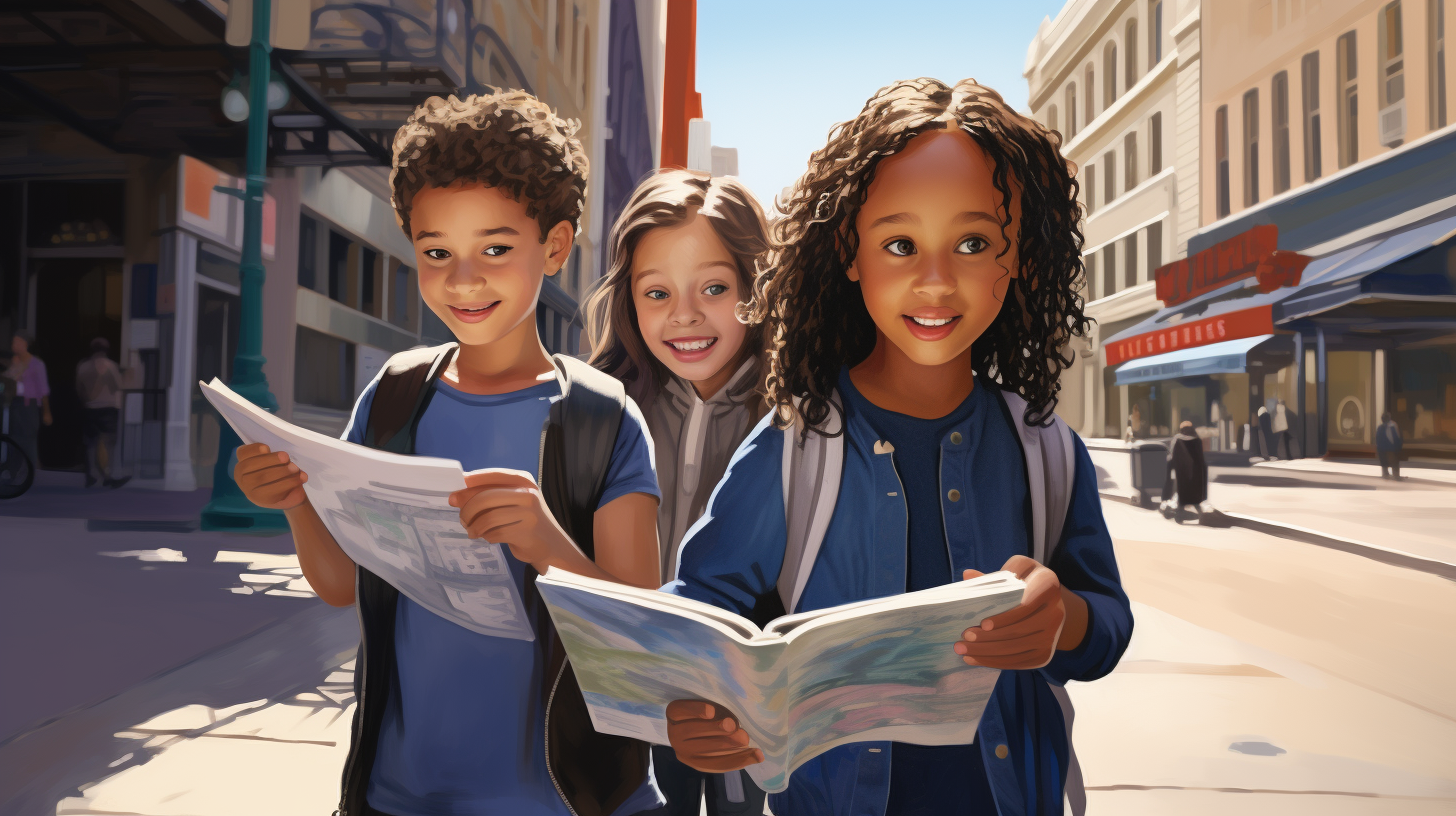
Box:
[450,469,576,574]
[954,556,1089,670]
[665,700,763,774]
[234,443,310,510]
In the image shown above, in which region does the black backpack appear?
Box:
[337,343,652,816]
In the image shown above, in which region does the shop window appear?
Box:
[1243,88,1260,207]
[1124,132,1139,191]
[1150,112,1163,174]
[1149,0,1163,67]
[197,245,240,289]
[298,214,318,290]
[1337,30,1359,168]
[294,326,355,411]
[1104,42,1119,107]
[1390,343,1456,446]
[1272,71,1291,194]
[1215,105,1231,218]
[1302,51,1323,181]
[1066,84,1078,138]
[1431,0,1448,129]
[24,180,123,248]
[1123,234,1138,289]
[1327,350,1375,446]
[1125,19,1139,91]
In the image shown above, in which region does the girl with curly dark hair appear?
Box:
[659,79,1132,816]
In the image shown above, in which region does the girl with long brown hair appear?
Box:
[585,169,771,816]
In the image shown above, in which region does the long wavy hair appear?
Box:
[584,170,771,407]
[745,77,1089,430]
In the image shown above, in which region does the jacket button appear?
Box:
[995,744,1009,759]
[950,431,963,445]
[947,489,961,502]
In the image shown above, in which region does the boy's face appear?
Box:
[630,213,750,388]
[849,128,1019,369]
[410,182,573,347]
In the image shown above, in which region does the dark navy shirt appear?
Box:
[343,376,661,816]
[839,374,1027,816]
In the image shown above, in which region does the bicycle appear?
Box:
[0,395,36,500]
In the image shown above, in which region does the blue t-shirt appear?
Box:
[839,375,1023,816]
[342,375,661,816]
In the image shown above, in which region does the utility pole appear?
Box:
[202,0,285,531]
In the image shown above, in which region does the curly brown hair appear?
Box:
[390,90,589,242]
[745,77,1089,430]
[584,170,770,407]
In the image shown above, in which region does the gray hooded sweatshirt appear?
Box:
[644,357,767,583]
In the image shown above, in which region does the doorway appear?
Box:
[32,258,123,470]
[190,283,240,488]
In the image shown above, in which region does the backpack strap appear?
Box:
[778,392,844,615]
[539,353,627,561]
[1000,391,1076,566]
[364,343,458,454]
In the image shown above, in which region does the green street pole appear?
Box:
[201,0,286,531]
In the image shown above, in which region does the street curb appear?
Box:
[1100,490,1456,581]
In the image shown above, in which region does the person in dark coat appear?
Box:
[1161,421,1208,521]
[1376,411,1403,479]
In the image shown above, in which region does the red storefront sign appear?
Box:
[1105,305,1276,366]
[1153,224,1310,306]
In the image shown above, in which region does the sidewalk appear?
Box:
[0,470,210,526]
[1085,446,1456,575]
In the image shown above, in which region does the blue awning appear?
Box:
[1113,335,1275,386]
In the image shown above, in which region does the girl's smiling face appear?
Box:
[849,127,1019,369]
[631,213,750,396]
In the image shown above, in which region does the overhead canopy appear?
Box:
[1113,335,1275,386]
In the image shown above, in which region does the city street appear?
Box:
[5,474,1451,816]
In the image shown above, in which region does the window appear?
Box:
[1272,71,1291,194]
[360,247,382,318]
[1243,88,1260,207]
[1048,104,1059,135]
[328,231,351,305]
[1302,51,1323,180]
[389,260,418,330]
[1125,19,1139,91]
[298,214,318,291]
[1104,42,1119,107]
[1124,234,1138,289]
[1085,252,1098,298]
[294,326,355,411]
[1103,242,1118,297]
[1066,84,1078,137]
[1102,151,1115,204]
[1085,163,1096,214]
[571,4,580,78]
[1379,2,1407,147]
[555,0,566,54]
[581,24,592,100]
[1337,30,1359,167]
[1124,131,1139,191]
[1147,221,1163,277]
[1086,64,1096,121]
[1216,105,1231,218]
[1149,1,1163,66]
[1151,111,1163,173]
[1431,0,1448,129]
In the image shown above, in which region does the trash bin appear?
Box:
[1130,440,1168,508]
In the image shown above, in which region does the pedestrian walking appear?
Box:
[4,330,51,469]
[1273,399,1294,459]
[1376,412,1403,479]
[1256,404,1276,460]
[75,337,129,489]
[1161,421,1209,522]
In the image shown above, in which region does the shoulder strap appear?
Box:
[1000,390,1076,565]
[778,391,844,615]
[364,344,457,454]
[540,354,627,561]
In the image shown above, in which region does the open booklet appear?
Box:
[535,567,1025,793]
[199,378,533,641]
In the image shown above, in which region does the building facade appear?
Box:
[1102,0,1456,461]
[1024,0,1202,439]
[0,0,667,489]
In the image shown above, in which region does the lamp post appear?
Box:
[201,0,285,531]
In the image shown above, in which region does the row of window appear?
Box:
[1083,113,1164,215]
[1087,221,1164,302]
[1214,0,1447,219]
[1047,0,1165,139]
[298,213,420,333]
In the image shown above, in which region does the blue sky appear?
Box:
[696,0,1068,212]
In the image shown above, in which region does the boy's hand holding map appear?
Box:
[534,568,1026,793]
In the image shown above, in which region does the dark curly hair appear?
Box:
[390,90,589,241]
[584,170,770,407]
[745,77,1089,430]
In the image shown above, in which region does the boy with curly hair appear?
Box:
[233,90,664,816]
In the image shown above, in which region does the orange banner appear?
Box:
[1105,305,1276,366]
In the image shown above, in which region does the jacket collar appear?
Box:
[662,355,761,412]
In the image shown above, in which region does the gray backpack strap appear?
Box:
[1001,391,1076,565]
[778,391,844,615]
